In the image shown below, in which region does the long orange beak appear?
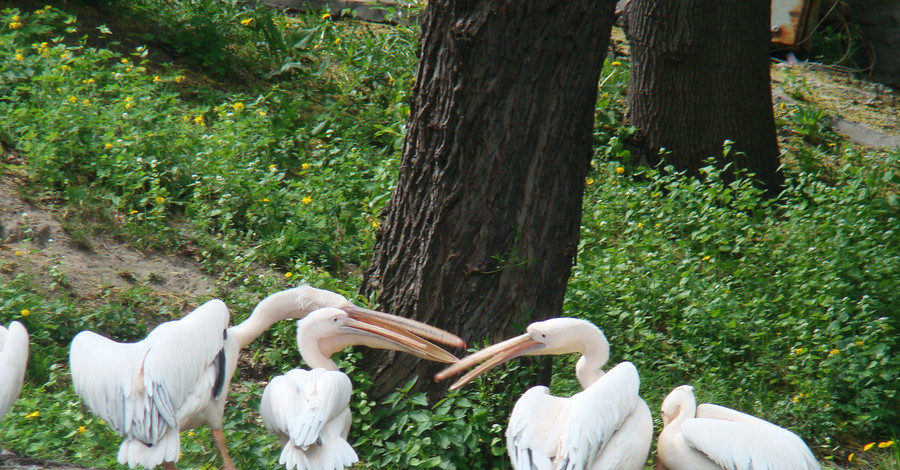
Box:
[342,306,466,364]
[434,333,541,390]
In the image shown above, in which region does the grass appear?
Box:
[1,1,898,469]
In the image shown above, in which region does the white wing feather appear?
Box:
[684,404,820,470]
[0,322,29,421]
[506,362,640,470]
[261,368,357,470]
[69,299,229,467]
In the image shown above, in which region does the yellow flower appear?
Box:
[301,163,310,170]
[611,61,622,66]
[36,9,45,14]
[129,210,139,215]
[104,143,113,150]
[269,164,277,172]
[334,37,341,46]
[262,198,270,203]
[12,15,19,21]
[14,250,21,256]
[794,347,806,355]
[702,255,711,261]
[153,75,161,83]
[855,340,864,346]
[187,431,196,437]
[9,21,23,30]
[615,166,625,175]
[15,52,24,61]
[371,220,379,228]
[125,102,132,109]
[121,58,129,64]
[322,12,331,20]
[585,177,594,185]
[82,78,95,84]
[155,196,165,204]
[258,110,267,117]
[26,411,39,419]
[233,102,245,112]
[636,222,644,229]
[829,348,839,356]
[848,453,854,462]
[301,196,312,205]
[863,442,875,451]
[82,99,91,106]
[77,425,87,434]
[20,309,31,317]
[194,115,204,126]
[240,18,253,26]
[877,440,894,448]
[174,75,186,83]
[285,272,293,278]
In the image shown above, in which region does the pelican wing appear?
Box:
[0,322,29,420]
[70,299,229,445]
[683,407,820,470]
[260,368,353,449]
[506,362,640,470]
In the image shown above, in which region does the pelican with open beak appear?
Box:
[261,306,465,470]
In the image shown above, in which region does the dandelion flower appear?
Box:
[302,196,312,205]
[14,250,21,256]
[15,52,24,61]
[301,163,310,170]
[153,75,161,83]
[20,309,31,317]
[269,164,277,172]
[829,349,839,356]
[334,37,341,46]
[174,75,186,84]
[794,347,806,355]
[155,196,165,204]
[611,61,622,66]
[322,12,331,20]
[848,453,854,462]
[877,441,894,448]
[258,110,267,117]
[105,143,113,150]
[78,426,87,434]
[636,222,644,229]
[9,21,23,30]
[615,166,625,175]
[26,411,39,419]
[285,272,293,278]
[194,115,204,126]
[702,255,711,261]
[863,442,875,451]
[130,210,139,215]
[240,18,253,26]
[262,198,270,203]
[233,102,245,112]
[585,177,594,185]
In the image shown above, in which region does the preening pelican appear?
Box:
[435,317,652,470]
[0,321,29,422]
[260,306,465,470]
[657,385,820,470]
[69,285,367,470]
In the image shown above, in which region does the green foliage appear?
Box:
[2,3,899,470]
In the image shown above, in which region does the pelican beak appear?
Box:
[434,333,542,391]
[340,306,466,364]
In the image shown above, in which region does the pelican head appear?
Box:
[297,307,465,368]
[660,384,695,426]
[434,317,608,391]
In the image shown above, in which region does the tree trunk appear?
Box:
[626,0,783,196]
[360,0,617,399]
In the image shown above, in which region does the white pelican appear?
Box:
[0,321,29,422]
[260,307,465,470]
[69,285,373,470]
[435,317,652,470]
[657,385,820,470]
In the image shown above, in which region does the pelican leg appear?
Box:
[163,463,177,470]
[212,428,236,470]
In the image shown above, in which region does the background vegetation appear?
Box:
[1,1,897,468]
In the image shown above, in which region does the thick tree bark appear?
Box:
[360,0,617,399]
[626,0,784,196]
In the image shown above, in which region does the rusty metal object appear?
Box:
[771,0,822,48]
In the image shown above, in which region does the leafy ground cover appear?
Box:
[0,1,898,469]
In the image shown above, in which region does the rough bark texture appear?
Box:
[626,0,784,196]
[360,0,617,399]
